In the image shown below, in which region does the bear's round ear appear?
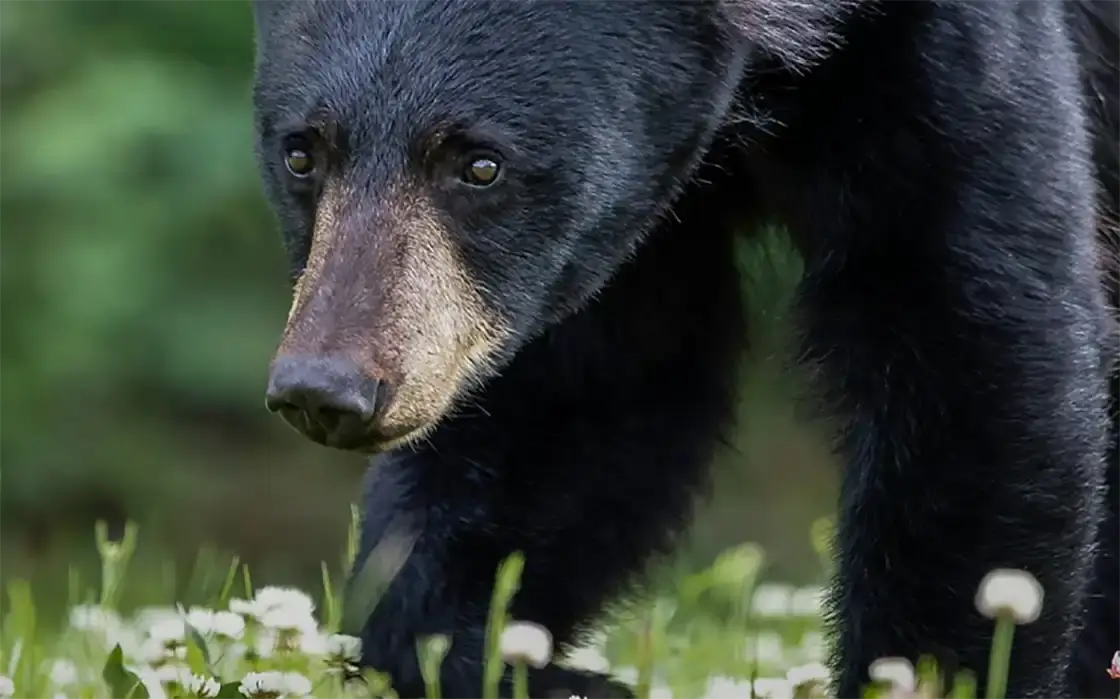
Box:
[716,0,863,72]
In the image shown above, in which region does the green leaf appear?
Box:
[102,644,150,699]
[216,555,240,610]
[215,681,244,698]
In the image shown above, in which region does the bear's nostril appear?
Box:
[314,406,345,433]
[264,354,386,450]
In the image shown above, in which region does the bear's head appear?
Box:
[251,0,751,452]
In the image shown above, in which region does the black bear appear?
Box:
[249,1,1119,697]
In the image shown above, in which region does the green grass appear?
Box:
[0,512,1059,699]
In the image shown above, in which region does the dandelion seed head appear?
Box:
[869,657,917,693]
[499,621,553,668]
[0,675,13,699]
[974,568,1044,624]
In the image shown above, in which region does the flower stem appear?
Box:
[513,661,529,699]
[984,612,1015,699]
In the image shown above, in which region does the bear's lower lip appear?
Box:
[273,404,427,453]
[354,426,429,454]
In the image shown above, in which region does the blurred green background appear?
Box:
[0,0,837,619]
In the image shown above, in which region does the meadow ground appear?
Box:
[0,514,1081,699]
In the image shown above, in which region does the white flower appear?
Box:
[325,633,362,663]
[789,587,825,617]
[499,621,553,668]
[751,584,792,617]
[649,685,674,699]
[298,630,329,655]
[239,671,311,698]
[748,631,787,667]
[0,675,13,698]
[69,604,122,634]
[49,659,79,687]
[786,662,830,692]
[753,677,794,699]
[705,675,753,696]
[132,636,187,666]
[148,617,188,647]
[254,587,316,617]
[181,673,221,698]
[974,568,1044,624]
[228,597,257,618]
[257,606,318,634]
[185,607,216,635]
[799,631,825,662]
[564,646,610,674]
[131,666,170,699]
[213,611,246,639]
[869,657,916,693]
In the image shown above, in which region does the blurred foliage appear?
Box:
[0,1,836,618]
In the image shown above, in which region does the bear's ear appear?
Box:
[716,0,863,71]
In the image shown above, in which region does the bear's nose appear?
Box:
[265,354,385,450]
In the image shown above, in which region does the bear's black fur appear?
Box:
[249,1,1119,697]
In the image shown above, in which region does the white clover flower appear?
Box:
[69,604,122,634]
[257,606,318,634]
[325,633,362,663]
[185,607,216,635]
[132,666,170,699]
[228,597,257,618]
[0,675,13,699]
[239,670,311,698]
[500,621,553,668]
[253,587,316,617]
[975,568,1044,624]
[753,677,794,699]
[869,657,916,693]
[132,635,187,666]
[180,672,221,698]
[789,586,825,617]
[799,631,825,662]
[751,583,793,618]
[48,659,79,687]
[148,617,188,647]
[213,611,246,640]
[705,675,753,696]
[786,662,830,694]
[748,631,787,667]
[298,630,328,655]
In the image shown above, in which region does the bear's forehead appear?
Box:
[261,0,610,82]
[254,0,658,154]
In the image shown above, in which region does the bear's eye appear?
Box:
[461,156,501,187]
[284,147,316,178]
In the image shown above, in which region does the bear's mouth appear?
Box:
[271,402,429,454]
